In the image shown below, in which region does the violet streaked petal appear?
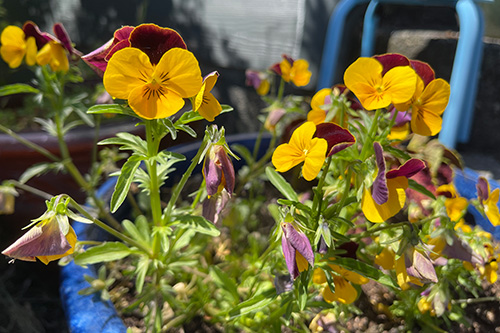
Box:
[373,53,410,76]
[477,177,489,202]
[283,223,314,267]
[281,230,299,279]
[386,158,426,179]
[408,249,438,283]
[129,24,186,65]
[203,152,222,197]
[372,142,389,205]
[315,123,355,156]
[217,147,235,195]
[410,60,435,86]
[202,190,230,224]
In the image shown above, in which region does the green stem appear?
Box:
[312,155,334,227]
[145,120,163,227]
[452,296,500,304]
[67,196,152,256]
[335,166,353,217]
[8,179,53,200]
[276,77,285,102]
[359,108,382,161]
[0,123,60,162]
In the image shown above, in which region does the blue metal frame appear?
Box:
[318,0,491,148]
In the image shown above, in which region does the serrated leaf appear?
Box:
[265,167,298,201]
[209,266,239,303]
[74,242,132,265]
[408,179,436,200]
[110,155,144,213]
[0,83,39,96]
[171,215,220,237]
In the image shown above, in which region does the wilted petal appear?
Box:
[282,223,314,279]
[315,122,355,156]
[408,249,438,283]
[281,231,299,279]
[202,189,230,224]
[372,142,388,205]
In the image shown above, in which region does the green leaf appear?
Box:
[110,155,144,213]
[330,257,398,289]
[87,104,137,117]
[265,167,298,201]
[135,256,149,294]
[171,215,220,237]
[74,242,132,265]
[19,162,64,184]
[0,83,39,96]
[227,289,276,319]
[99,132,148,156]
[408,179,436,200]
[209,266,239,303]
[122,219,147,243]
[231,144,255,167]
[276,199,311,214]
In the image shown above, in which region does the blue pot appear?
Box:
[60,132,271,332]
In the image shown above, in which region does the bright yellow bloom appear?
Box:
[484,189,500,227]
[375,247,396,270]
[103,47,202,119]
[272,121,327,181]
[387,123,410,141]
[362,176,408,223]
[437,184,468,222]
[36,41,69,72]
[479,260,498,284]
[418,296,436,316]
[0,25,37,68]
[395,253,424,290]
[194,71,222,122]
[280,58,312,87]
[344,57,416,110]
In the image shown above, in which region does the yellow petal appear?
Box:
[25,36,37,66]
[387,123,409,141]
[302,137,327,181]
[256,79,270,96]
[323,276,357,304]
[311,88,332,112]
[48,42,69,72]
[193,83,206,111]
[296,251,310,273]
[1,26,27,68]
[290,59,312,87]
[485,188,500,226]
[290,121,316,152]
[197,92,222,122]
[104,48,154,100]
[445,197,468,222]
[395,254,423,290]
[419,78,450,116]
[362,176,408,223]
[411,108,443,136]
[330,263,369,285]
[382,65,417,104]
[128,84,184,119]
[375,247,395,270]
[344,57,385,110]
[155,48,202,98]
[272,143,304,173]
[312,268,327,284]
[307,109,327,125]
[280,59,292,82]
[38,226,77,265]
[35,43,52,66]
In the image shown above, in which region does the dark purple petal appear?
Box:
[373,53,411,76]
[129,24,187,65]
[22,21,53,49]
[372,142,389,205]
[386,159,426,179]
[203,149,223,197]
[477,177,489,202]
[337,241,359,259]
[281,229,299,279]
[283,223,314,268]
[216,146,235,195]
[390,108,411,126]
[53,23,82,59]
[410,60,435,87]
[317,235,328,254]
[315,123,355,156]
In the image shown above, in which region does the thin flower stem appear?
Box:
[0,123,60,162]
[276,77,285,102]
[67,196,153,256]
[335,166,353,217]
[451,296,500,304]
[359,108,382,161]
[312,155,334,227]
[8,180,54,201]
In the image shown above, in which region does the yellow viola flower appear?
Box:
[279,57,312,87]
[0,25,37,68]
[436,184,468,222]
[272,121,327,181]
[103,47,202,119]
[344,57,416,110]
[477,177,500,226]
[36,40,69,72]
[479,260,498,284]
[193,71,222,122]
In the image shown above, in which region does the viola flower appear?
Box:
[277,55,312,87]
[313,262,369,304]
[396,247,437,290]
[36,40,69,72]
[436,184,468,222]
[203,143,235,198]
[281,222,314,280]
[361,142,426,223]
[264,107,286,131]
[394,60,450,136]
[387,108,411,141]
[315,122,356,157]
[344,56,416,110]
[0,25,37,68]
[193,71,223,122]
[307,87,333,125]
[477,176,500,226]
[103,44,202,119]
[272,121,328,181]
[2,210,76,265]
[245,69,270,96]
